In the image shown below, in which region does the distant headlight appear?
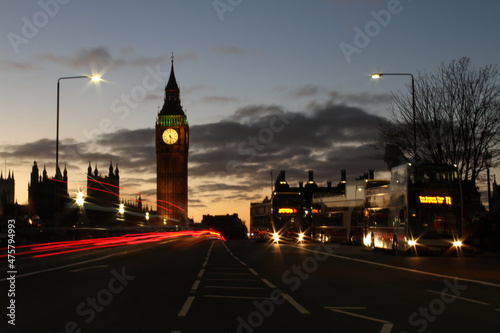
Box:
[453,240,462,247]
[273,233,280,242]
[408,240,417,246]
[298,233,304,242]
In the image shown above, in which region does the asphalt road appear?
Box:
[2,235,500,333]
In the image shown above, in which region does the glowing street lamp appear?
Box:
[371,72,416,159]
[76,190,85,225]
[76,191,85,206]
[119,203,125,215]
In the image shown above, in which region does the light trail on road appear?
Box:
[0,230,224,259]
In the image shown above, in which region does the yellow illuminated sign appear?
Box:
[278,208,297,214]
[419,196,452,205]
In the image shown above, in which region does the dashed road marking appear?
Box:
[178,296,195,317]
[283,293,310,314]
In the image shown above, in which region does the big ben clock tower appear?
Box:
[156,55,189,225]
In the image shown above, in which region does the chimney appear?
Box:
[341,169,347,183]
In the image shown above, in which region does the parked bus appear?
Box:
[249,198,272,242]
[365,163,463,254]
[271,191,306,242]
[312,179,389,244]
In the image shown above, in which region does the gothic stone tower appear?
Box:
[156,56,189,225]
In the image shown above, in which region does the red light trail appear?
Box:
[0,230,225,259]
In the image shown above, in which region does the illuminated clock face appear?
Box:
[162,128,178,144]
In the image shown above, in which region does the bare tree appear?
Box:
[379,57,500,183]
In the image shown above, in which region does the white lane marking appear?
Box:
[178,296,195,317]
[326,307,393,332]
[191,280,200,291]
[197,268,205,279]
[283,293,310,314]
[0,253,121,281]
[207,272,251,275]
[261,278,277,289]
[294,246,500,288]
[426,290,489,305]
[205,286,264,290]
[69,265,109,272]
[203,295,277,300]
[248,268,259,276]
[238,260,248,266]
[207,278,256,282]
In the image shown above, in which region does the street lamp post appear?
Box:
[371,73,416,160]
[55,75,101,225]
[56,75,101,170]
[484,150,492,212]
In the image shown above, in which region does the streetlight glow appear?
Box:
[119,203,125,215]
[371,73,381,79]
[76,191,85,206]
[90,75,101,82]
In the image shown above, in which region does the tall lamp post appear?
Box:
[484,150,492,212]
[56,75,101,170]
[371,73,416,160]
[55,75,101,224]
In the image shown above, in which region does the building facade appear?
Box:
[85,162,120,225]
[0,170,15,217]
[0,171,15,206]
[155,56,189,225]
[28,161,69,225]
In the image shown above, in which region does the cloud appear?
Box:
[35,47,197,74]
[2,100,388,211]
[0,60,40,71]
[200,96,240,104]
[328,90,393,105]
[289,84,327,98]
[211,46,245,54]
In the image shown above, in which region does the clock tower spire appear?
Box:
[155,54,189,225]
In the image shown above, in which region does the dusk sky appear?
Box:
[1,0,499,224]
